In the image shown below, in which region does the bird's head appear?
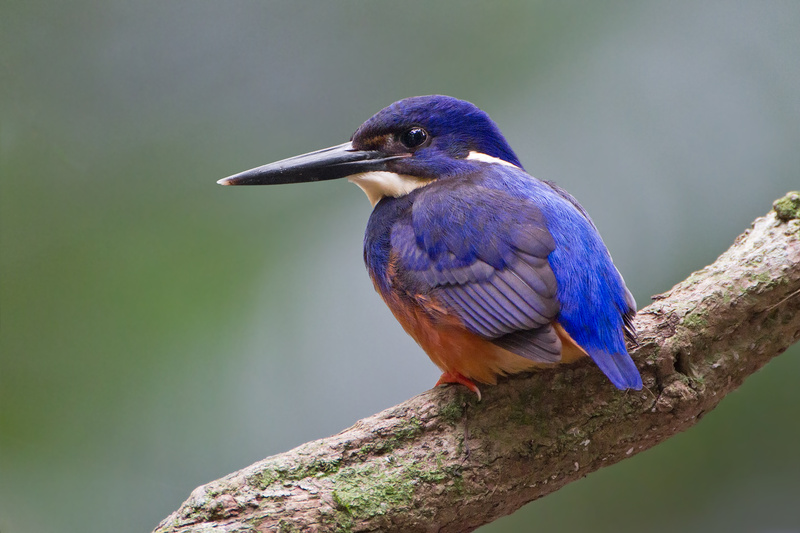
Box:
[219,95,523,206]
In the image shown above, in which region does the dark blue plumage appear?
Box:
[221,94,642,392]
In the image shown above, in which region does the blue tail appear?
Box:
[590,351,642,390]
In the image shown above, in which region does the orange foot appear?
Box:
[436,372,482,401]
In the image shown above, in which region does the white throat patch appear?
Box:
[348,171,434,207]
[465,151,518,168]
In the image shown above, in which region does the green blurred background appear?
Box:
[2,2,799,532]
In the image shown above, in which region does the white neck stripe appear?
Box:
[465,151,518,168]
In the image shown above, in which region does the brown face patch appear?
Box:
[353,134,390,151]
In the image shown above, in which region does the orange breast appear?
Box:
[381,289,586,385]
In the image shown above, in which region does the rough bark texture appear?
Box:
[155,192,800,533]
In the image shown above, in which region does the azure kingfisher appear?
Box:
[219,95,642,397]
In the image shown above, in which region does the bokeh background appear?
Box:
[2,2,799,532]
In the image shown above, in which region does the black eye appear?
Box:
[399,127,428,149]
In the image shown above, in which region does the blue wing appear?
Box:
[383,169,642,390]
[389,179,564,363]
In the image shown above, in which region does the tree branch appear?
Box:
[154,192,800,533]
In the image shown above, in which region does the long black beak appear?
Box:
[218,142,405,186]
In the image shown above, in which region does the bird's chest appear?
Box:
[363,194,416,297]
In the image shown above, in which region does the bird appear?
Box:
[219,95,642,398]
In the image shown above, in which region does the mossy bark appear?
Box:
[154,192,800,533]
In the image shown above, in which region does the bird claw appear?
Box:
[435,372,482,401]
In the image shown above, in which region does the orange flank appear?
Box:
[553,322,588,363]
[380,285,589,398]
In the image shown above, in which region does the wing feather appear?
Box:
[389,182,563,363]
[493,327,562,363]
